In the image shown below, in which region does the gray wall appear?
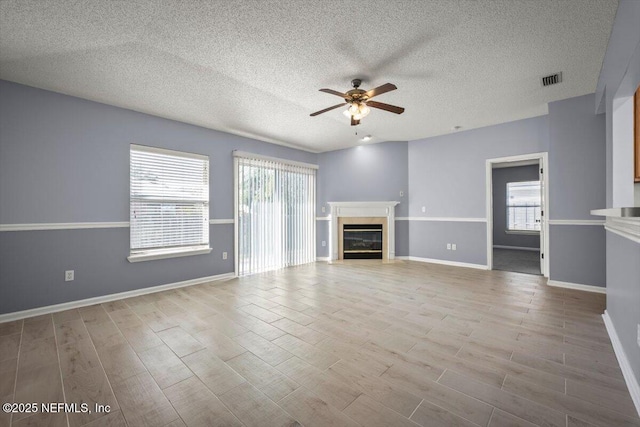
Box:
[408,116,549,218]
[596,0,640,386]
[0,81,317,224]
[406,98,606,286]
[547,93,606,287]
[407,115,549,265]
[492,165,541,249]
[316,141,409,258]
[0,227,233,312]
[548,94,606,221]
[316,220,329,259]
[606,231,640,382]
[0,80,317,314]
[316,142,408,217]
[409,221,487,265]
[394,220,409,257]
[548,225,605,287]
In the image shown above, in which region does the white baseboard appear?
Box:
[602,310,640,417]
[493,245,539,252]
[0,272,236,323]
[316,257,330,262]
[396,256,488,270]
[546,279,606,294]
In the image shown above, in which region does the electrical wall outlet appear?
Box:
[399,191,404,197]
[452,244,457,251]
[222,252,228,260]
[321,206,326,213]
[322,241,326,247]
[421,206,426,213]
[65,270,74,281]
[446,243,451,250]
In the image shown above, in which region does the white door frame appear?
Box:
[233,157,239,277]
[485,152,549,277]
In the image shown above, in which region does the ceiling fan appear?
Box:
[310,79,405,126]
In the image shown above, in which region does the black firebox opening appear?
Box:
[343,224,383,259]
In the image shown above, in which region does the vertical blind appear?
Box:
[130,144,209,254]
[235,153,316,276]
[507,180,541,231]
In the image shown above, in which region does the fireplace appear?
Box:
[328,201,399,261]
[343,224,383,259]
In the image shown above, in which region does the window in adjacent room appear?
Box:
[506,180,541,232]
[129,144,210,262]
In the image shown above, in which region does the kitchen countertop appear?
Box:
[591,207,640,218]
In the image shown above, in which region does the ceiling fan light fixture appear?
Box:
[344,102,370,120]
[311,81,403,126]
[358,103,370,118]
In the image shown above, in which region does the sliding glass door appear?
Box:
[234,153,316,276]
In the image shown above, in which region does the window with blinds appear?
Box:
[130,144,210,260]
[506,180,541,232]
[235,152,316,276]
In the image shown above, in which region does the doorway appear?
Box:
[486,153,549,276]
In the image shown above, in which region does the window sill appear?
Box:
[505,230,540,235]
[128,246,212,263]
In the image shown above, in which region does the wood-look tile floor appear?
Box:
[1,261,638,427]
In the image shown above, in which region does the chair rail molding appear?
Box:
[0,219,235,232]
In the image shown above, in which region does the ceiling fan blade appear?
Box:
[310,103,347,117]
[319,88,349,99]
[351,116,360,126]
[367,100,405,114]
[365,83,397,98]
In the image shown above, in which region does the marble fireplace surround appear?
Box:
[328,201,400,261]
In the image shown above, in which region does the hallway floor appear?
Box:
[493,248,541,275]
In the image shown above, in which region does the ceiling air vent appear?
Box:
[541,72,562,87]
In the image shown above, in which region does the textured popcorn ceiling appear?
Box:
[0,0,617,152]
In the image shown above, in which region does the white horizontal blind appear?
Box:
[236,155,315,276]
[507,180,541,231]
[130,145,209,253]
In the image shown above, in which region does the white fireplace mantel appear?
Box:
[327,201,400,261]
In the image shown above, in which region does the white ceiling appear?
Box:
[0,0,617,152]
